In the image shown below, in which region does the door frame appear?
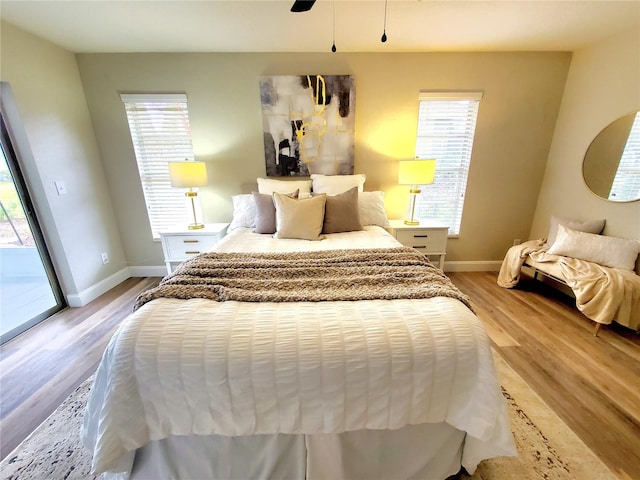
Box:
[0,101,65,344]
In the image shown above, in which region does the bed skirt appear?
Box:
[129,423,465,480]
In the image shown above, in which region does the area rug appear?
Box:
[464,354,616,480]
[0,353,617,480]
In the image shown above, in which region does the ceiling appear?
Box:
[1,0,639,54]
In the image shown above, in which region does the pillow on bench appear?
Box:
[545,215,605,246]
[547,224,640,271]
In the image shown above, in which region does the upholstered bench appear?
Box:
[498,219,640,336]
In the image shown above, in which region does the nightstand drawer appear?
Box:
[387,220,449,270]
[395,229,447,252]
[160,223,229,274]
[164,235,219,260]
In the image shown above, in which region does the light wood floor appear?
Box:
[0,272,638,479]
[0,276,160,460]
[450,271,640,480]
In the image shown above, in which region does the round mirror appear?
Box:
[582,111,640,202]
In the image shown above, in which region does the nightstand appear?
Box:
[160,223,229,274]
[387,219,449,270]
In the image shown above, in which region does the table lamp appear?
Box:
[398,159,436,225]
[169,160,208,230]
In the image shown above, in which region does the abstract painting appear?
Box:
[259,75,355,177]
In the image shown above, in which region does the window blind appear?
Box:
[120,94,195,239]
[609,112,640,201]
[413,91,482,236]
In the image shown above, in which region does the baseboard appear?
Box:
[65,267,131,307]
[444,260,502,272]
[128,266,167,277]
[65,266,166,307]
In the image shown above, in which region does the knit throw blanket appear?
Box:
[134,247,474,312]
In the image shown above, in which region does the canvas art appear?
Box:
[260,75,356,177]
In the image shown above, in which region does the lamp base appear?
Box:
[404,186,422,226]
[186,192,204,230]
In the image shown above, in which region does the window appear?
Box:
[413,92,482,236]
[121,93,195,239]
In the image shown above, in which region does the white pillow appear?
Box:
[310,174,366,195]
[228,194,256,231]
[546,215,605,246]
[273,192,326,241]
[547,224,640,271]
[358,191,390,227]
[257,177,312,198]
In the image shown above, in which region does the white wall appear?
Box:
[531,27,640,242]
[0,21,127,304]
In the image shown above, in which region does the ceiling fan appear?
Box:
[290,0,317,13]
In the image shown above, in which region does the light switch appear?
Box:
[54,180,67,195]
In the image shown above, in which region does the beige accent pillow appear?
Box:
[322,187,363,234]
[310,174,366,195]
[547,224,640,271]
[546,215,605,246]
[273,192,326,240]
[257,177,312,198]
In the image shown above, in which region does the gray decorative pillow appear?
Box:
[253,190,298,234]
[322,187,363,234]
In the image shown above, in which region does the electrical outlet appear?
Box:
[101,252,109,264]
[513,239,521,246]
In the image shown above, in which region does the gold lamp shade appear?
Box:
[169,160,208,229]
[398,159,436,225]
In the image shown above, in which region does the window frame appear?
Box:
[413,91,483,237]
[120,93,196,240]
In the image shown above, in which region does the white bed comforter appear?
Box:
[82,227,515,476]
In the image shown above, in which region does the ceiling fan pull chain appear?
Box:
[381,0,388,43]
[331,0,337,52]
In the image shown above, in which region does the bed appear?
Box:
[82,180,515,480]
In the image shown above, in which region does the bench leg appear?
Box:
[593,322,601,337]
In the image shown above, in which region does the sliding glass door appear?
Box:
[0,116,64,344]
